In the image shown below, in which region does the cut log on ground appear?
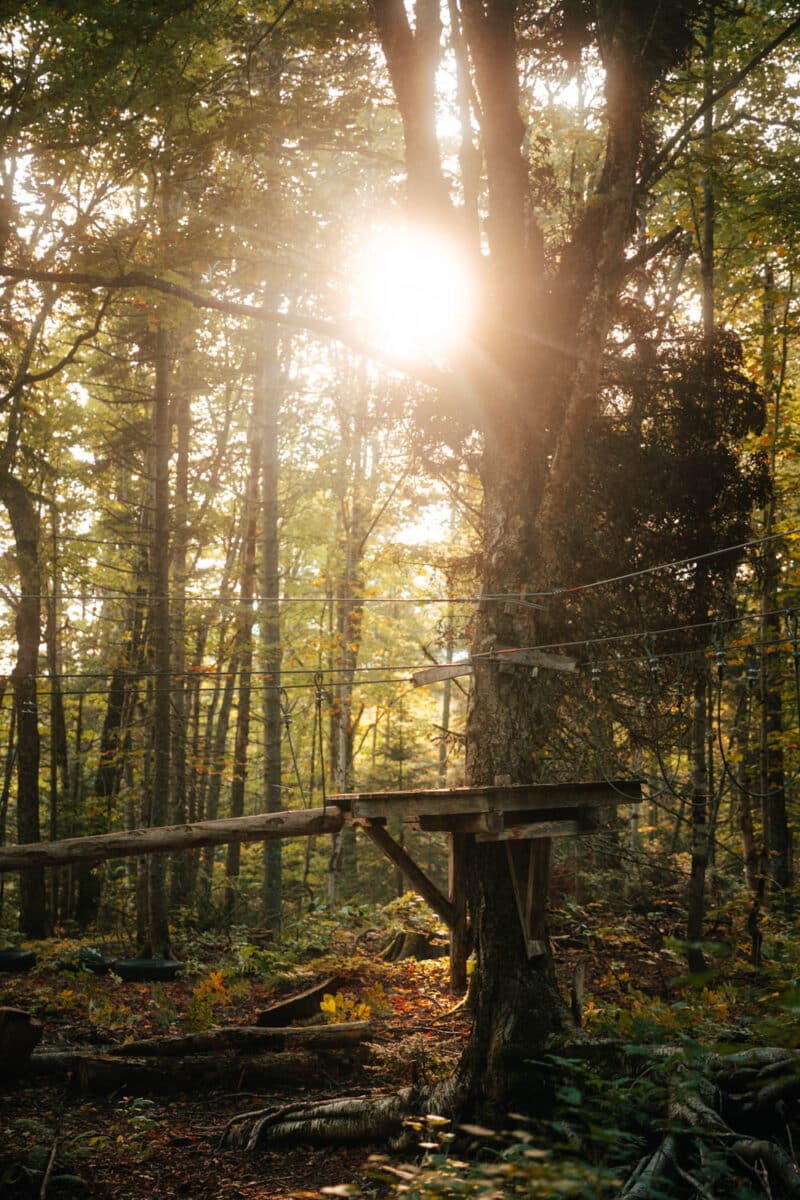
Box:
[29,1049,359,1094]
[0,806,343,871]
[381,930,449,962]
[257,976,344,1026]
[107,1020,372,1058]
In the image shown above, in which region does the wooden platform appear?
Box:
[335,779,642,981]
[337,779,640,839]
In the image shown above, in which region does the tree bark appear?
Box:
[260,314,283,934]
[146,319,172,957]
[759,262,791,895]
[225,436,258,916]
[0,471,46,936]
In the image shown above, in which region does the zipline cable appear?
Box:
[11,524,800,608]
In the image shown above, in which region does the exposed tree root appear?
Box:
[221,1075,465,1151]
[220,1041,800,1199]
[609,1048,800,1199]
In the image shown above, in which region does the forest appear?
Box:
[2,0,800,1197]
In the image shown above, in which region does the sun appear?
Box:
[354,223,475,363]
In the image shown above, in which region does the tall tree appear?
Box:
[231,0,786,1139]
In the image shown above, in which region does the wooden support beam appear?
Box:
[476,812,599,842]
[0,807,344,872]
[505,837,552,958]
[359,821,455,927]
[448,832,470,994]
[417,806,600,834]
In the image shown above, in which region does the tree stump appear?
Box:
[0,1007,42,1078]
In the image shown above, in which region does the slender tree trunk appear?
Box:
[184,625,207,905]
[75,585,146,926]
[687,671,709,973]
[45,504,69,922]
[225,440,258,916]
[733,682,760,892]
[0,472,46,936]
[146,321,172,957]
[260,319,282,935]
[199,651,239,920]
[169,371,191,908]
[684,3,716,971]
[329,460,366,902]
[0,696,17,922]
[759,262,791,895]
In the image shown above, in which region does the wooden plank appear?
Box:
[352,793,495,820]
[506,840,546,958]
[417,807,587,833]
[347,780,635,821]
[505,837,553,958]
[412,663,474,687]
[360,822,455,928]
[0,807,345,872]
[476,818,587,842]
[490,648,577,673]
[411,649,576,688]
[477,807,600,841]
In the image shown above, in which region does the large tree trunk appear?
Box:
[368,0,689,1115]
[226,0,700,1147]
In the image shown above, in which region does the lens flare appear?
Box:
[355,224,474,362]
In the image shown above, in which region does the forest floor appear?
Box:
[1,877,797,1199]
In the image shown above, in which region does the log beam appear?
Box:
[0,806,343,871]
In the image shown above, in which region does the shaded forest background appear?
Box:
[0,0,799,977]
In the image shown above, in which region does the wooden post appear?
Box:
[448,832,469,994]
[505,836,552,957]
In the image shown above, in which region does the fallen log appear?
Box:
[107,1020,372,1058]
[257,976,344,1027]
[0,806,343,871]
[31,1049,358,1094]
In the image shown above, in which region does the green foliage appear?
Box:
[182,969,230,1032]
[370,1115,622,1199]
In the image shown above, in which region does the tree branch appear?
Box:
[0,263,448,388]
[642,13,800,189]
[0,293,113,409]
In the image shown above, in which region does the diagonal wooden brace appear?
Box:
[358,821,455,928]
